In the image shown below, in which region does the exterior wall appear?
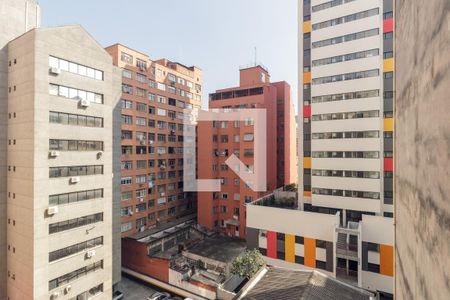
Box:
[105,44,202,238]
[121,239,169,282]
[7,26,120,299]
[168,269,216,300]
[395,0,450,299]
[198,67,294,238]
[0,1,40,298]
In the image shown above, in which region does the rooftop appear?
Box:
[241,267,374,300]
[251,185,299,210]
[132,213,197,241]
[185,236,247,264]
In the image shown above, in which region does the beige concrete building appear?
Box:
[0,0,41,298]
[395,0,450,299]
[5,24,121,299]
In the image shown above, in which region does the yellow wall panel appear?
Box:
[384,118,394,132]
[303,157,311,169]
[285,234,295,263]
[384,58,394,72]
[303,21,311,33]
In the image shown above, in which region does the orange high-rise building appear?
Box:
[197,66,296,238]
[105,44,202,237]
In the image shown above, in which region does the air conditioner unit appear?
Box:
[64,285,72,294]
[70,176,80,184]
[49,67,61,75]
[51,291,60,299]
[139,226,145,232]
[47,206,59,216]
[79,99,90,107]
[138,197,144,202]
[85,250,96,259]
[149,140,154,144]
[160,192,165,197]
[49,150,60,157]
[129,211,133,216]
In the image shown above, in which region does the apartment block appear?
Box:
[0,1,40,299]
[105,44,202,237]
[5,25,121,299]
[197,66,296,238]
[283,0,396,295]
[395,0,450,299]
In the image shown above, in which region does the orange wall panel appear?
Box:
[380,244,394,276]
[304,237,316,268]
[303,72,311,84]
[303,157,311,169]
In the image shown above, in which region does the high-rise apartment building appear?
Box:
[395,0,450,299]
[105,44,202,237]
[197,66,296,238]
[0,1,41,298]
[2,15,121,300]
[292,0,395,295]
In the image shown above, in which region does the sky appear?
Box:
[38,0,298,112]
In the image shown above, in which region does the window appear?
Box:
[312,188,380,200]
[122,115,132,124]
[136,87,146,97]
[136,117,146,126]
[136,59,147,70]
[312,8,379,31]
[121,191,133,201]
[49,189,103,206]
[313,28,379,49]
[121,222,132,233]
[121,52,133,64]
[312,130,379,139]
[121,177,132,185]
[312,49,379,67]
[49,84,103,104]
[49,213,103,234]
[136,73,147,83]
[311,110,379,121]
[243,133,254,141]
[384,72,394,79]
[383,32,393,40]
[158,96,166,104]
[121,99,132,109]
[49,56,103,80]
[49,139,103,151]
[157,82,166,91]
[157,108,167,116]
[383,11,393,19]
[312,0,357,12]
[312,151,379,159]
[148,93,155,101]
[49,236,103,262]
[49,260,103,290]
[75,284,104,300]
[49,111,103,128]
[383,51,394,59]
[312,89,379,104]
[312,69,379,85]
[136,102,147,112]
[49,165,103,178]
[122,69,132,79]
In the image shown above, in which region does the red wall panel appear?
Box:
[266,231,277,258]
[303,105,311,118]
[384,158,394,171]
[384,18,393,33]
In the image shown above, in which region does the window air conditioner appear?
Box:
[47,206,59,216]
[85,250,96,259]
[51,292,60,299]
[79,99,90,107]
[64,285,72,294]
[49,67,61,75]
[160,192,165,197]
[70,176,80,184]
[49,150,60,157]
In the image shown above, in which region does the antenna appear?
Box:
[254,47,257,66]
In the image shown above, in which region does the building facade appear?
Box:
[0,1,41,298]
[197,66,296,238]
[5,25,121,299]
[261,0,397,295]
[105,44,202,238]
[395,0,450,299]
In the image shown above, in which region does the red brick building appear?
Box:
[197,66,296,238]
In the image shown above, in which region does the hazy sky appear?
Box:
[39,0,298,111]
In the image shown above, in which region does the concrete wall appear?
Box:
[7,25,120,299]
[395,0,450,299]
[0,1,40,299]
